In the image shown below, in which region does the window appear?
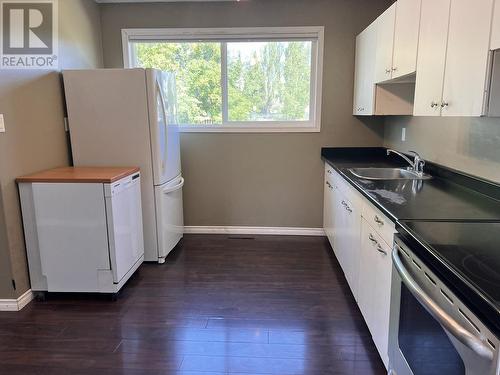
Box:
[123,27,324,132]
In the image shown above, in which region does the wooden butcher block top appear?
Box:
[17,167,140,184]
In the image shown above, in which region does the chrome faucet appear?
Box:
[387,149,425,175]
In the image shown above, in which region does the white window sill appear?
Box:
[178,125,321,133]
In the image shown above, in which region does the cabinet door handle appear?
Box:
[327,169,332,175]
[326,181,333,189]
[431,101,439,108]
[392,67,397,71]
[441,101,449,108]
[376,244,387,255]
[385,68,391,74]
[374,215,384,226]
[341,200,347,207]
[368,233,378,244]
[345,205,353,213]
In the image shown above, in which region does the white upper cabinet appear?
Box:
[442,0,495,116]
[414,0,494,116]
[392,0,422,79]
[375,3,396,83]
[355,0,495,117]
[491,0,500,50]
[413,0,451,116]
[353,21,378,115]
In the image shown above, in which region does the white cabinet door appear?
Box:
[442,0,494,116]
[323,176,334,245]
[375,3,397,83]
[343,197,361,301]
[358,219,392,368]
[333,193,348,271]
[358,219,376,325]
[333,192,362,297]
[491,0,500,50]
[370,234,392,368]
[392,0,422,78]
[353,21,378,115]
[324,164,337,247]
[413,0,451,116]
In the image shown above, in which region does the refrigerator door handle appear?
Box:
[156,79,169,175]
[163,177,184,194]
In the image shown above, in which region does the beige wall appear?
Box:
[0,188,14,299]
[100,0,390,228]
[0,0,103,298]
[384,116,500,183]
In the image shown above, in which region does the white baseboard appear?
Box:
[0,289,33,312]
[184,226,325,236]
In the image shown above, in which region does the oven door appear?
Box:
[388,240,498,375]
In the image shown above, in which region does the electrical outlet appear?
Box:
[0,114,5,133]
[401,127,406,142]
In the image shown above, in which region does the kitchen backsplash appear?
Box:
[384,116,500,183]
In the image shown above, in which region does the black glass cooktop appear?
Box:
[397,221,500,337]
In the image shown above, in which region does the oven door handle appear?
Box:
[392,247,494,361]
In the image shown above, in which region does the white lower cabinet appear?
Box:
[324,166,363,300]
[18,172,144,294]
[333,191,362,300]
[323,163,396,369]
[358,219,393,368]
[323,164,336,244]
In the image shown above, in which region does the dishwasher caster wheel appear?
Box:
[34,292,47,302]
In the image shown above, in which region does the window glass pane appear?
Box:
[227,41,312,122]
[133,42,222,125]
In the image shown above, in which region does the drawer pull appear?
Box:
[374,215,384,226]
[327,169,332,175]
[376,244,387,255]
[368,233,378,244]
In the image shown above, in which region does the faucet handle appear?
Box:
[417,159,425,169]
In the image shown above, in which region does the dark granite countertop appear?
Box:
[321,147,500,338]
[321,147,500,222]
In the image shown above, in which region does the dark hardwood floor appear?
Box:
[0,235,386,375]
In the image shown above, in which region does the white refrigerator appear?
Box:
[63,68,184,263]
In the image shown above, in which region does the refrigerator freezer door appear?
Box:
[154,175,184,262]
[146,69,182,186]
[105,174,144,283]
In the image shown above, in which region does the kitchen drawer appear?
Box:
[362,200,396,247]
[325,163,336,187]
[332,169,363,209]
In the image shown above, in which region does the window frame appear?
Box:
[122,27,324,133]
